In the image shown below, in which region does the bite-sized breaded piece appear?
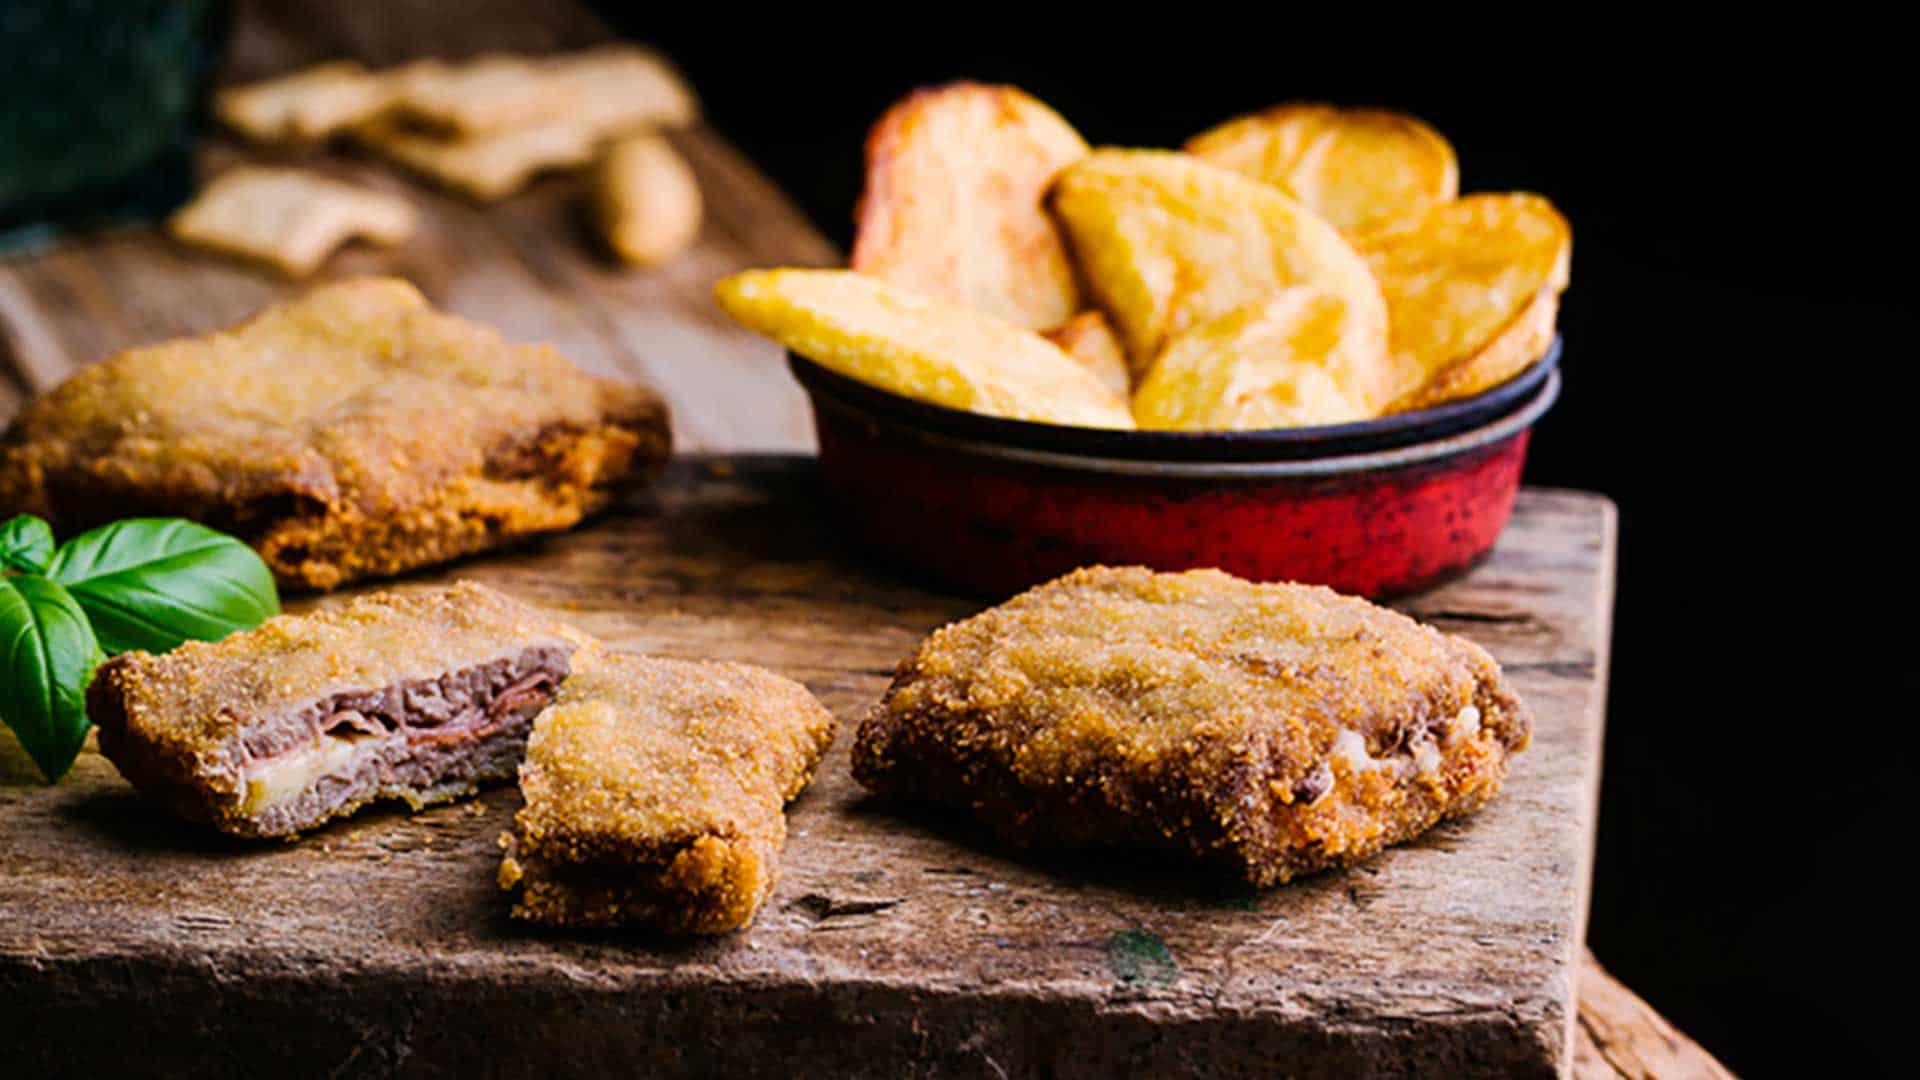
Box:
[392,55,571,135]
[357,47,698,202]
[499,652,836,933]
[167,166,415,277]
[87,582,588,839]
[353,114,607,202]
[853,566,1531,887]
[392,46,696,137]
[0,278,670,590]
[214,60,401,146]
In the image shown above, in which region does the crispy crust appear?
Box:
[87,582,587,837]
[1049,149,1389,380]
[166,167,416,278]
[1356,192,1572,411]
[852,566,1531,887]
[850,81,1087,330]
[213,60,401,146]
[1185,103,1459,233]
[0,278,670,589]
[500,651,836,933]
[713,269,1134,430]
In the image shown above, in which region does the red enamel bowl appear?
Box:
[790,340,1560,600]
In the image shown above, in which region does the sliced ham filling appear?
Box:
[234,646,570,820]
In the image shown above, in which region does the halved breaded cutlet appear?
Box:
[853,566,1531,886]
[0,278,670,590]
[88,582,584,838]
[499,652,836,933]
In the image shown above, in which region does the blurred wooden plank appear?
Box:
[1574,950,1739,1079]
[0,0,836,453]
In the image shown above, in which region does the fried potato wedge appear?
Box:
[1049,150,1387,380]
[715,269,1133,430]
[1040,311,1131,400]
[1132,288,1391,430]
[1355,193,1571,411]
[1186,104,1458,233]
[851,82,1088,330]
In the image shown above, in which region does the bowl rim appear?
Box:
[788,336,1561,464]
[814,368,1560,480]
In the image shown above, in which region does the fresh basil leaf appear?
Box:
[47,518,279,655]
[0,574,101,782]
[1,515,56,574]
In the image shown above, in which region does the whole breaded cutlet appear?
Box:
[499,652,836,933]
[88,582,587,838]
[853,566,1531,886]
[0,278,670,590]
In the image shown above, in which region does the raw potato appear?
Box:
[851,82,1088,330]
[1356,193,1571,411]
[595,134,702,266]
[1040,311,1131,400]
[1186,104,1458,233]
[1049,150,1388,382]
[1132,289,1389,430]
[714,269,1133,430]
[214,60,401,145]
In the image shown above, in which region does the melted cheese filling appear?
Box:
[1333,704,1481,782]
[240,734,374,813]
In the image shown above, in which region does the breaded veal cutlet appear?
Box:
[853,565,1531,886]
[88,582,586,839]
[499,651,837,934]
[0,278,670,590]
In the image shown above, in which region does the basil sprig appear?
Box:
[0,574,100,782]
[0,515,54,573]
[1,514,280,781]
[47,518,280,655]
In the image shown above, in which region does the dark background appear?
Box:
[624,20,1912,1077]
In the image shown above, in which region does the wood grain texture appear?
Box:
[2,459,1613,1078]
[0,0,835,451]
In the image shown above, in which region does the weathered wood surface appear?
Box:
[0,0,835,454]
[2,461,1606,1077]
[0,1,1735,1075]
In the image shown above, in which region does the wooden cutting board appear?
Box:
[1,459,1613,1078]
[0,2,1727,1076]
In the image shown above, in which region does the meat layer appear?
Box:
[88,582,586,837]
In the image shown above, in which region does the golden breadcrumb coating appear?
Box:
[0,278,670,590]
[88,582,586,837]
[500,651,836,933]
[853,566,1530,886]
